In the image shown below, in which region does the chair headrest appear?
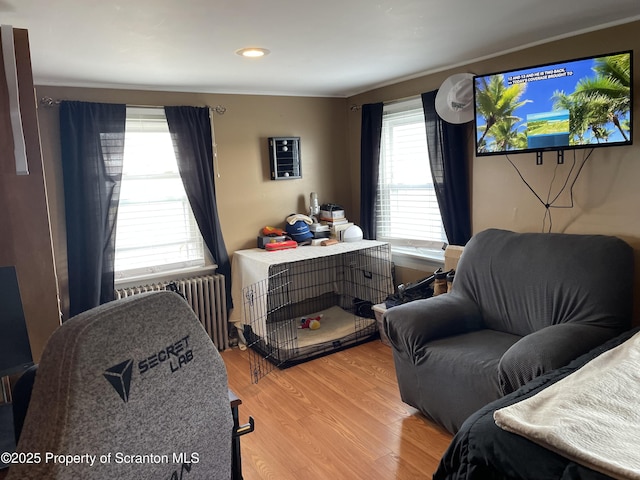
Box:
[10,291,232,480]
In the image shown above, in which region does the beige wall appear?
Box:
[34,20,640,321]
[36,86,351,319]
[348,21,640,317]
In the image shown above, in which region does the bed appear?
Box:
[434,327,640,480]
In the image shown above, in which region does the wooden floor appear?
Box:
[222,339,453,480]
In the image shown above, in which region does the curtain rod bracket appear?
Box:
[212,105,226,115]
[39,96,61,108]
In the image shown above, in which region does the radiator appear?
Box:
[115,274,229,350]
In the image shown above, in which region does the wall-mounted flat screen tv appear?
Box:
[473,50,633,156]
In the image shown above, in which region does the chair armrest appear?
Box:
[383,293,483,355]
[498,323,623,395]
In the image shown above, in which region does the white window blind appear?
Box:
[376,98,447,253]
[114,107,205,280]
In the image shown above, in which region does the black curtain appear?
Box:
[59,101,126,317]
[359,103,384,240]
[421,91,472,245]
[164,106,233,310]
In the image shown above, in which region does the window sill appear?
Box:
[114,265,218,290]
[391,247,444,271]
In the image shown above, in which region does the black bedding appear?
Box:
[433,327,640,480]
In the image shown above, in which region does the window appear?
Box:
[114,107,205,280]
[376,98,447,260]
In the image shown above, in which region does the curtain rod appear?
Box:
[38,97,227,115]
[350,94,421,112]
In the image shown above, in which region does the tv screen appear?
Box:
[473,50,633,156]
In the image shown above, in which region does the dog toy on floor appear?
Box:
[299,314,322,330]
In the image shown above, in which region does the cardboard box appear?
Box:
[319,209,345,220]
[372,303,391,346]
[309,223,329,232]
[331,222,353,240]
[444,245,464,271]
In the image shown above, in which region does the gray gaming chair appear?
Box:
[7,291,233,480]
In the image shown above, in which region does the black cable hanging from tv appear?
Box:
[506,148,594,232]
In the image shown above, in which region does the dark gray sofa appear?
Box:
[383,228,634,434]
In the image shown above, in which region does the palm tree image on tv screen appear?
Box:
[474,52,632,155]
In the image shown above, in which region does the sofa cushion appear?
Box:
[397,329,520,433]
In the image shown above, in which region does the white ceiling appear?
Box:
[3,0,640,97]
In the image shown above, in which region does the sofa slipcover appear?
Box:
[384,228,634,433]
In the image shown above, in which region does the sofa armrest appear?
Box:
[383,293,483,356]
[498,323,623,395]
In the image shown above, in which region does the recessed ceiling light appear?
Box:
[236,47,270,58]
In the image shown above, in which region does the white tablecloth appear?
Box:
[229,240,389,325]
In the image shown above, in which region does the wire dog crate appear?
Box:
[242,242,393,383]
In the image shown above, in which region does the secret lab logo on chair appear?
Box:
[103,335,194,403]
